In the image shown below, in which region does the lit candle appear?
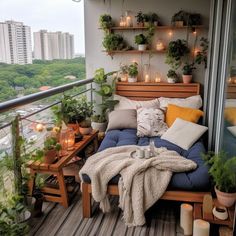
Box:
[156,42,164,51]
[180,204,193,235]
[120,74,128,82]
[145,74,150,82]
[35,123,44,132]
[168,31,173,37]
[155,77,161,83]
[193,219,210,236]
[126,16,132,27]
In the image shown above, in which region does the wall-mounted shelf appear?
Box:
[103,49,166,55]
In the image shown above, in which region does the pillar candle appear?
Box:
[180,204,193,235]
[145,74,150,82]
[193,219,210,236]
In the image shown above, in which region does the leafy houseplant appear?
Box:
[119,64,129,82]
[135,34,148,51]
[188,13,201,26]
[79,119,92,135]
[135,11,144,26]
[99,14,113,31]
[167,69,178,83]
[182,63,196,83]
[203,152,236,207]
[102,33,127,52]
[128,63,139,83]
[92,68,119,132]
[143,14,151,27]
[150,13,159,26]
[165,39,189,70]
[43,137,61,164]
[171,10,188,27]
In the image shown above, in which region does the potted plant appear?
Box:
[92,68,119,132]
[171,10,189,27]
[119,64,129,82]
[182,63,196,83]
[165,39,189,70]
[188,13,201,26]
[79,119,92,135]
[43,137,61,164]
[135,11,144,27]
[128,62,139,83]
[143,13,151,27]
[150,12,159,26]
[135,34,148,51]
[167,69,178,83]
[99,14,113,31]
[102,33,127,52]
[203,152,236,207]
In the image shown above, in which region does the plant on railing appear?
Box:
[93,68,119,125]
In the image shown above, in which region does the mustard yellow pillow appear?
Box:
[225,107,236,125]
[166,104,204,127]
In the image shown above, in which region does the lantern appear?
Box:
[125,11,133,27]
[155,72,162,83]
[143,64,151,82]
[119,15,126,27]
[60,127,75,155]
[156,40,165,51]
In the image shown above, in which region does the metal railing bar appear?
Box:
[0,78,94,113]
[0,88,92,130]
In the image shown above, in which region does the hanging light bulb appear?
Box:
[35,123,44,132]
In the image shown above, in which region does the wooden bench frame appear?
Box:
[82,82,209,218]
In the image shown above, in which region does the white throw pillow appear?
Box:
[161,118,208,150]
[227,126,236,137]
[225,99,236,108]
[137,107,168,137]
[158,95,202,110]
[114,94,159,110]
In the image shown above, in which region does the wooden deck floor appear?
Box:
[29,191,185,236]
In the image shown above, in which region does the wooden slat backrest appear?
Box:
[116,82,200,100]
[227,84,236,99]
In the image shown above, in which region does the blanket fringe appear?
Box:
[99,196,111,213]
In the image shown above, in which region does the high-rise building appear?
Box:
[34,30,74,60]
[0,21,32,64]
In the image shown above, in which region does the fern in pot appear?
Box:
[128,62,139,83]
[203,152,236,207]
[182,63,196,83]
[135,34,148,51]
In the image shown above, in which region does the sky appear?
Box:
[0,0,85,54]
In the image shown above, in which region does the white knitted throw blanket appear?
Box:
[79,145,197,226]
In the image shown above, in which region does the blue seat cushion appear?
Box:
[82,129,210,191]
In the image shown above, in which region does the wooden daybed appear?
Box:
[82,82,211,218]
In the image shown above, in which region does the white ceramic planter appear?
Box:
[79,127,92,135]
[167,77,177,83]
[182,75,193,84]
[215,186,236,207]
[91,122,107,132]
[128,77,138,83]
[138,44,147,51]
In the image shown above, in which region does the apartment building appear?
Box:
[34,30,74,60]
[0,20,32,64]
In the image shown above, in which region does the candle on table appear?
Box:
[126,16,132,27]
[180,203,193,235]
[145,74,150,82]
[156,41,164,51]
[155,77,161,83]
[193,219,210,236]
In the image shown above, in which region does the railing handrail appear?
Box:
[0,78,94,113]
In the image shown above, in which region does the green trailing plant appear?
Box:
[167,69,178,79]
[93,68,119,122]
[135,11,144,25]
[128,63,138,77]
[165,39,189,70]
[43,137,61,152]
[195,37,209,69]
[99,14,113,30]
[203,152,236,193]
[102,33,126,51]
[171,10,189,25]
[150,13,159,24]
[182,63,196,75]
[134,34,148,45]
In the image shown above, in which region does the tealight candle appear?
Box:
[145,74,150,82]
[155,77,161,83]
[156,42,164,51]
[193,219,210,236]
[180,204,193,235]
[126,16,132,27]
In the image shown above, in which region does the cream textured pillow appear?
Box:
[137,107,168,137]
[161,118,208,150]
[106,109,137,131]
[114,94,159,110]
[158,95,202,110]
[227,126,236,137]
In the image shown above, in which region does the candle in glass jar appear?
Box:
[156,42,164,51]
[180,204,193,235]
[145,74,150,82]
[126,16,132,27]
[193,219,210,236]
[155,77,161,83]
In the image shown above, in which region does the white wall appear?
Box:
[84,0,210,88]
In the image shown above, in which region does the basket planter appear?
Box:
[91,122,107,132]
[44,149,57,164]
[167,77,177,83]
[138,44,147,51]
[79,127,92,135]
[215,186,236,207]
[182,75,193,84]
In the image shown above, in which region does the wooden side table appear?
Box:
[28,130,98,207]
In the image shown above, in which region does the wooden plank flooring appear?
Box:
[29,191,184,236]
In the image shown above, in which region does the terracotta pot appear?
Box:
[91,122,107,132]
[215,186,236,207]
[79,127,92,135]
[44,149,57,164]
[182,75,193,84]
[174,21,184,27]
[138,44,147,51]
[128,77,138,83]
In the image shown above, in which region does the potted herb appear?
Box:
[99,14,113,30]
[79,119,92,135]
[171,10,188,27]
[150,12,159,26]
[203,152,236,207]
[135,11,144,27]
[102,33,126,52]
[165,39,189,70]
[143,13,151,27]
[167,69,178,83]
[43,137,61,164]
[135,34,148,51]
[128,62,139,83]
[182,63,196,83]
[92,68,119,132]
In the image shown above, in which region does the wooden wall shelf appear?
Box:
[103,49,166,55]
